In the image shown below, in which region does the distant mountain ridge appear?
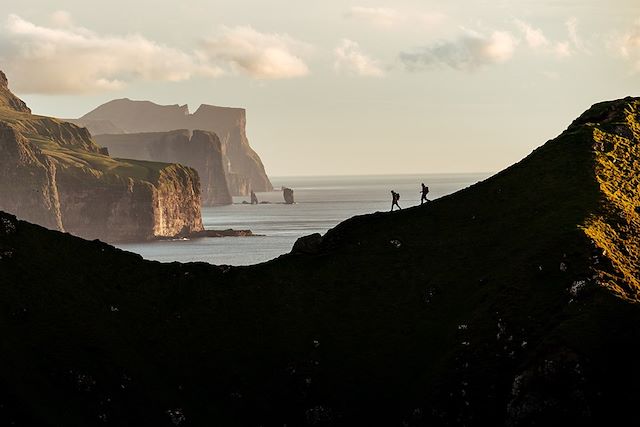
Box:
[74,98,273,197]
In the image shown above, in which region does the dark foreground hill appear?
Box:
[1,98,640,426]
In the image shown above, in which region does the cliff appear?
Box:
[0,70,30,113]
[1,97,640,426]
[95,130,233,206]
[0,72,203,242]
[76,98,273,195]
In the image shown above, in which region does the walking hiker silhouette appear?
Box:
[391,190,401,211]
[420,183,430,205]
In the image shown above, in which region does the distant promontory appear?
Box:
[0,71,204,242]
[69,99,273,202]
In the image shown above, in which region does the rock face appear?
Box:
[3,97,640,425]
[95,130,233,206]
[0,72,203,242]
[283,187,295,204]
[0,71,30,113]
[75,98,273,196]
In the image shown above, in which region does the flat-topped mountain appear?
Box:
[0,72,203,242]
[74,98,273,196]
[1,97,640,425]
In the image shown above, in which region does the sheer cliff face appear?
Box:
[0,122,62,230]
[78,98,273,195]
[95,130,233,206]
[0,72,203,242]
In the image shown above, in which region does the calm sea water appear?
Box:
[116,173,490,265]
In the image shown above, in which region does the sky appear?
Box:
[0,0,638,176]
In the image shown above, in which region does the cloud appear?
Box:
[334,39,384,77]
[611,20,640,72]
[514,19,580,59]
[400,28,517,71]
[199,26,310,79]
[0,13,221,94]
[563,17,590,55]
[566,17,583,52]
[345,7,402,28]
[515,20,549,49]
[554,41,571,58]
[0,13,310,94]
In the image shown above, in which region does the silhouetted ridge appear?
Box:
[1,97,640,426]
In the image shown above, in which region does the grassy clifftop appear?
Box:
[0,106,171,183]
[0,98,640,426]
[0,72,203,241]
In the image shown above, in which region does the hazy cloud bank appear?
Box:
[400,29,517,71]
[0,13,310,94]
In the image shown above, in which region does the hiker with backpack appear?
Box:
[420,183,430,205]
[391,190,401,211]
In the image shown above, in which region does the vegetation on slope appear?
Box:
[0,107,173,184]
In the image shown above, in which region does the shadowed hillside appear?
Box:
[1,98,640,426]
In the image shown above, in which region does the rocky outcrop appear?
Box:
[0,70,30,113]
[0,71,203,242]
[283,187,295,204]
[95,130,232,206]
[76,98,273,195]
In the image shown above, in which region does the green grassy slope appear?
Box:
[0,98,640,426]
[0,107,172,183]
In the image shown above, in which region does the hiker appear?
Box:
[391,190,401,211]
[250,190,258,205]
[420,183,430,205]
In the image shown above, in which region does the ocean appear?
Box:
[116,173,491,265]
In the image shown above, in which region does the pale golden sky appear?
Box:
[1,0,638,176]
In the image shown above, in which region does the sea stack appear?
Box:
[283,187,295,204]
